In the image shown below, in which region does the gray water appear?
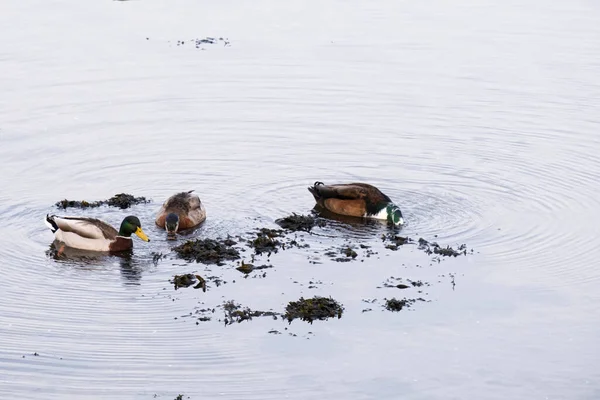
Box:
[1,0,599,399]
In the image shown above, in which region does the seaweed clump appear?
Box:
[324,245,359,262]
[434,244,468,257]
[235,261,273,275]
[380,276,430,289]
[284,296,344,323]
[55,193,149,210]
[170,274,206,291]
[342,247,358,259]
[173,238,240,265]
[222,300,280,325]
[275,213,325,232]
[384,297,426,312]
[248,228,283,255]
[382,234,413,251]
[418,238,468,257]
[382,235,471,257]
[55,199,103,209]
[194,305,216,323]
[106,193,149,209]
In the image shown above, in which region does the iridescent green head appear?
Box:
[386,204,405,226]
[119,216,150,241]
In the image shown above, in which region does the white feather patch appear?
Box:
[55,231,115,252]
[54,217,106,239]
[368,208,390,221]
[365,206,405,225]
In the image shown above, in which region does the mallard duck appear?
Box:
[155,190,206,234]
[308,181,404,225]
[45,214,150,252]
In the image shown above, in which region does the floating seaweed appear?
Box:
[170,274,206,291]
[222,300,280,325]
[417,238,468,257]
[235,261,273,275]
[384,297,426,312]
[284,296,344,323]
[173,238,240,265]
[275,213,325,232]
[55,193,149,210]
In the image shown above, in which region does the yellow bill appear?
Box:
[135,227,150,242]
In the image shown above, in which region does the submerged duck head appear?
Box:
[165,213,180,234]
[385,204,404,226]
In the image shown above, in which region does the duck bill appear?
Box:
[166,232,177,241]
[165,221,179,234]
[135,227,150,242]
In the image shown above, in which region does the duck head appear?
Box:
[165,213,180,234]
[386,204,404,226]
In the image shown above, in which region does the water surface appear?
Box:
[1,0,599,399]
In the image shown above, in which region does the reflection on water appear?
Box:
[312,206,399,237]
[46,243,144,285]
[118,253,144,285]
[1,0,600,399]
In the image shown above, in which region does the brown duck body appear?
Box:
[308,182,392,218]
[155,190,206,232]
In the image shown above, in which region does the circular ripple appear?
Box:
[1,3,600,398]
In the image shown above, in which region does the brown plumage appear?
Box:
[155,190,206,232]
[307,181,393,218]
[109,237,136,252]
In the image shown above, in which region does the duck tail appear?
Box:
[45,214,59,233]
[307,181,325,200]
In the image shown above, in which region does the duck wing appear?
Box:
[315,184,364,200]
[163,190,202,212]
[187,193,202,210]
[161,190,200,213]
[51,216,118,240]
[309,182,389,201]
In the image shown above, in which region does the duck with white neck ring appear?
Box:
[45,214,150,252]
[307,181,404,226]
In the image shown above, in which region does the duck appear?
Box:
[45,214,150,252]
[155,190,206,234]
[307,181,404,225]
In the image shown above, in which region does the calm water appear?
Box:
[1,0,599,399]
